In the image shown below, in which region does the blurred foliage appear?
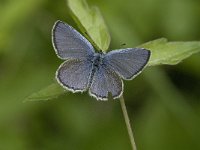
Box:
[0,0,200,150]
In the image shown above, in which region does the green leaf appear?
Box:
[67,0,110,52]
[26,38,200,101]
[24,83,67,102]
[139,38,200,66]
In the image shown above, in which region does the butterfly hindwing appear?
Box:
[89,64,123,100]
[104,48,150,80]
[56,59,93,92]
[52,20,95,60]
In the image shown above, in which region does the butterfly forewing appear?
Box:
[56,59,93,92]
[89,64,123,100]
[104,48,150,80]
[52,20,95,60]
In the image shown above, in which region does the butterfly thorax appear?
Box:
[92,53,104,68]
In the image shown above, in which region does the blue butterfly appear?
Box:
[52,20,151,100]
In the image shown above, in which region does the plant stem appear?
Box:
[120,95,137,150]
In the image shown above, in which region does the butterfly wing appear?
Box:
[52,20,94,60]
[89,64,123,100]
[56,59,93,92]
[104,48,150,80]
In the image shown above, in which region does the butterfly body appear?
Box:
[88,52,102,85]
[52,20,151,100]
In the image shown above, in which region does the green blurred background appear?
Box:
[0,0,200,149]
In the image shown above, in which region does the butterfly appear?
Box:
[52,20,151,100]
